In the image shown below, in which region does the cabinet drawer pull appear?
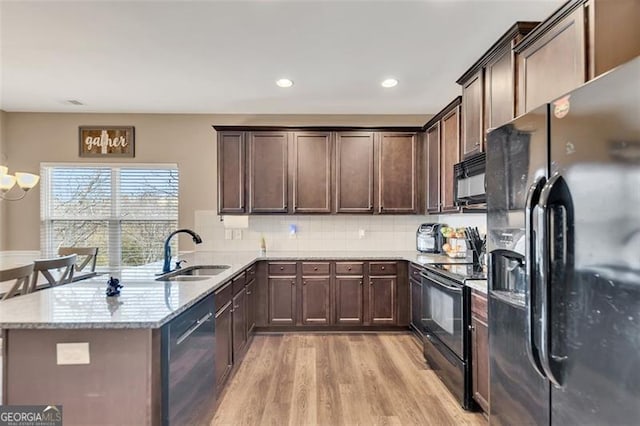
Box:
[347,266,352,271]
[280,266,284,270]
[246,291,252,295]
[381,266,385,270]
[313,267,318,271]
[234,304,240,310]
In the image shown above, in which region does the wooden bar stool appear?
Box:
[30,254,76,292]
[0,263,34,300]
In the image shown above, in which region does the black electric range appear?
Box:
[425,263,487,284]
[420,262,486,411]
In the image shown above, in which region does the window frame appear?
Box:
[40,162,179,269]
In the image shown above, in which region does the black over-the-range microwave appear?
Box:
[453,152,486,207]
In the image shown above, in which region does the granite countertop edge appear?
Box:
[0,251,472,330]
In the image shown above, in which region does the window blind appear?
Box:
[41,164,179,269]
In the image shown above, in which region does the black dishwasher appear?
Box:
[162,293,216,425]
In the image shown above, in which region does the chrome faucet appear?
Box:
[162,229,203,273]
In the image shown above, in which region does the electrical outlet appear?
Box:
[56,343,90,365]
[358,229,366,239]
[233,229,242,240]
[224,229,233,240]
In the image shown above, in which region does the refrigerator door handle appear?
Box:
[525,176,547,379]
[537,173,570,388]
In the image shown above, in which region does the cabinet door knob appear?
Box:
[347,266,352,271]
[313,267,318,271]
[370,281,373,286]
[359,280,363,285]
[280,266,284,270]
[303,281,307,285]
[291,280,295,285]
[246,291,252,295]
[381,266,385,270]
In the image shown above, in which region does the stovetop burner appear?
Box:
[426,263,487,283]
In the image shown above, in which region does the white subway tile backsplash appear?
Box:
[194,212,487,252]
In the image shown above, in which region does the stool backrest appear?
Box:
[30,254,77,292]
[58,247,99,272]
[0,263,34,300]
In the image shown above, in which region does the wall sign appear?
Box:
[79,126,135,157]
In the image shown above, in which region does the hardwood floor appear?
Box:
[213,333,487,426]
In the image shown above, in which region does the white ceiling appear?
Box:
[0,0,563,114]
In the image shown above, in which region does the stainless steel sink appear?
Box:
[163,276,212,282]
[178,266,231,276]
[156,264,231,281]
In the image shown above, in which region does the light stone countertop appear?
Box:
[0,250,470,329]
[465,280,488,295]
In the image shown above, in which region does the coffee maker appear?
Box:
[416,223,445,253]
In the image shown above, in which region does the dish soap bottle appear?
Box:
[259,234,267,256]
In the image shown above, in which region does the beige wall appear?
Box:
[0,110,7,249]
[3,113,430,251]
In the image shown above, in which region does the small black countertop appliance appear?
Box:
[416,223,445,253]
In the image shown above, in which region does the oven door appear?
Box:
[421,271,464,359]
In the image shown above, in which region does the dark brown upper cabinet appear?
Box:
[461,70,484,158]
[215,126,421,215]
[440,103,461,213]
[217,132,245,214]
[515,0,640,115]
[425,122,441,214]
[377,132,418,214]
[484,43,515,133]
[292,132,332,213]
[335,132,375,213]
[518,7,585,114]
[457,22,539,154]
[248,131,289,213]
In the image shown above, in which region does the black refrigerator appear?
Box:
[486,56,640,425]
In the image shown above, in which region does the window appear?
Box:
[41,164,179,269]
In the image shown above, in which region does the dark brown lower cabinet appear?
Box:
[471,290,489,413]
[268,276,297,325]
[214,301,233,387]
[335,276,364,324]
[246,279,256,334]
[369,276,396,325]
[410,278,422,335]
[232,290,247,357]
[301,277,331,325]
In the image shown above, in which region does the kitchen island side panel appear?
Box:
[4,328,160,426]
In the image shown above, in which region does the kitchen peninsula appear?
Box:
[0,250,466,425]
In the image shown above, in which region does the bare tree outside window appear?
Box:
[41,165,179,269]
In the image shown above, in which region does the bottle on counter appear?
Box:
[259,234,267,256]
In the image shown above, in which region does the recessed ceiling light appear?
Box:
[381,78,399,88]
[276,78,294,88]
